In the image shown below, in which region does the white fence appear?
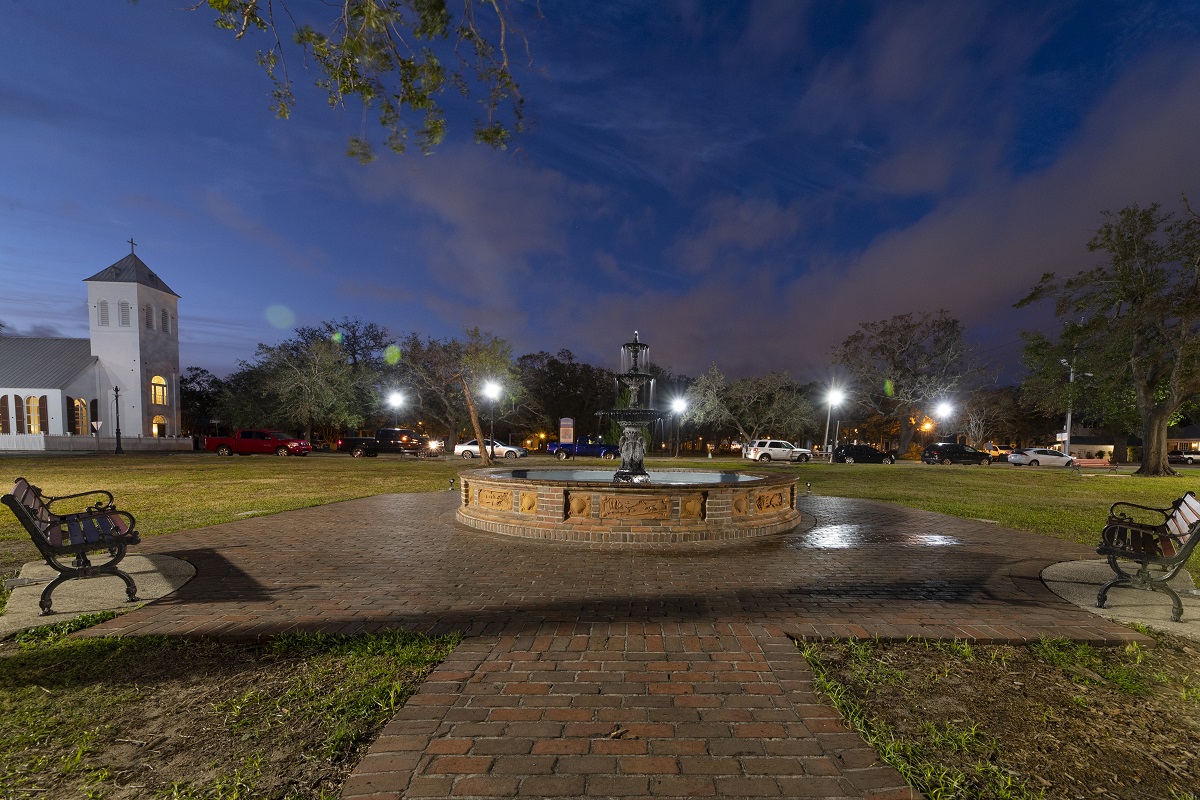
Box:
[0,434,193,453]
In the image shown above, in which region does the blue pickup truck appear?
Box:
[545,434,620,460]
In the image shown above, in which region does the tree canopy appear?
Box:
[201,0,528,159]
[831,311,972,455]
[684,365,814,445]
[1017,197,1200,475]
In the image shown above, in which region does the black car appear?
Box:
[832,444,896,464]
[922,442,992,465]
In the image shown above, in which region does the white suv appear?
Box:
[744,440,811,462]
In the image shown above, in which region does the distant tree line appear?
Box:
[178,197,1200,475]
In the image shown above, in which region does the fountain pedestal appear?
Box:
[602,332,659,484]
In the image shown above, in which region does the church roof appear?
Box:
[0,337,96,390]
[84,253,179,297]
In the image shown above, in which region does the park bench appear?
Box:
[1071,458,1117,474]
[1,477,140,616]
[1096,491,1200,622]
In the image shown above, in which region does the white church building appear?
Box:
[0,251,191,452]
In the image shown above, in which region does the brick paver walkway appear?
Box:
[83,492,1147,798]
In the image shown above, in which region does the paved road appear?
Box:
[80,493,1146,799]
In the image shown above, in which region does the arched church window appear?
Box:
[98,300,109,326]
[152,415,167,437]
[74,397,89,434]
[151,376,168,405]
[119,301,131,326]
[24,396,41,434]
[0,395,9,434]
[145,305,154,330]
[161,309,170,333]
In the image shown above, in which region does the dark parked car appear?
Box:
[1168,450,1199,465]
[832,444,896,464]
[922,442,992,465]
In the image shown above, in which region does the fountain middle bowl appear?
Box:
[456,466,801,543]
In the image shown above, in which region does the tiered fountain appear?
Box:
[456,332,800,543]
[603,331,661,484]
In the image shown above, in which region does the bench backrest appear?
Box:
[1163,492,1200,556]
[9,477,52,526]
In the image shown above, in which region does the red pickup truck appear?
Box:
[202,429,313,457]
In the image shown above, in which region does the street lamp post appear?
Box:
[483,381,501,460]
[823,390,844,461]
[1059,359,1093,457]
[387,391,404,426]
[113,386,124,455]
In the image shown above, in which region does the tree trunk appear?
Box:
[1108,432,1128,464]
[460,378,493,466]
[1135,408,1176,476]
[897,415,916,456]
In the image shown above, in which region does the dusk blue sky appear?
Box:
[3,1,1199,385]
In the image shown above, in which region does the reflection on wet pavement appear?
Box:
[794,523,962,549]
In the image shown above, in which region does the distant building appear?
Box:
[0,251,189,452]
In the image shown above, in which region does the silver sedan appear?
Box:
[1008,448,1074,467]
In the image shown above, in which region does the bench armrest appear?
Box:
[1107,500,1173,527]
[44,488,117,515]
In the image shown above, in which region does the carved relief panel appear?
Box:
[600,495,670,519]
[566,492,592,519]
[478,488,513,511]
[679,494,705,520]
[755,490,785,513]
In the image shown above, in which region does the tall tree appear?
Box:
[395,332,467,442]
[683,365,814,444]
[394,328,519,465]
[199,0,528,159]
[1017,198,1200,475]
[516,349,615,435]
[179,366,222,435]
[832,311,971,456]
[257,336,365,439]
[296,317,394,425]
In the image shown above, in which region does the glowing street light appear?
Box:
[387,391,404,425]
[823,389,845,460]
[483,381,501,459]
[934,402,953,441]
[670,398,687,458]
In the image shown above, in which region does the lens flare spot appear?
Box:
[385,344,402,365]
[883,379,894,397]
[265,304,295,329]
[330,331,345,344]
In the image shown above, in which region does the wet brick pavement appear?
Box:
[79,492,1146,798]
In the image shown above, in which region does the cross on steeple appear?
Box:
[128,238,137,254]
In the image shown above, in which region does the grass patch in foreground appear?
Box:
[799,634,1200,799]
[0,623,458,799]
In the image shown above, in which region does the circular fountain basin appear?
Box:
[456,467,800,543]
